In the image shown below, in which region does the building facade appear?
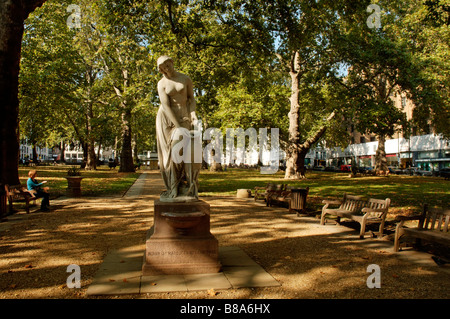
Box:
[19,139,116,164]
[318,133,449,171]
[19,138,53,163]
[307,92,449,171]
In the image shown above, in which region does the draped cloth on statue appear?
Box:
[155,55,200,203]
[156,105,200,202]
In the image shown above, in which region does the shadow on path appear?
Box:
[0,170,448,299]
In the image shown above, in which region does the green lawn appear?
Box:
[14,166,449,216]
[18,165,140,198]
[198,168,449,215]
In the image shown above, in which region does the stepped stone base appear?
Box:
[142,200,221,275]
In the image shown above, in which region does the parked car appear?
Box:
[388,166,403,175]
[403,167,420,176]
[340,164,352,172]
[418,169,433,176]
[438,167,450,179]
[313,165,325,171]
[407,167,433,176]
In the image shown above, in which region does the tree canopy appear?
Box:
[12,0,450,179]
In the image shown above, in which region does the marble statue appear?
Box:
[156,55,201,202]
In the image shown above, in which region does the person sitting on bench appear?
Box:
[27,170,50,212]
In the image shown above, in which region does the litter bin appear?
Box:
[289,187,309,216]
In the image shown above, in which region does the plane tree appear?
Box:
[333,0,449,171]
[0,0,47,192]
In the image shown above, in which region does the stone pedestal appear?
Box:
[142,200,221,275]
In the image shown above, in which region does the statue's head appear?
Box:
[157,55,174,78]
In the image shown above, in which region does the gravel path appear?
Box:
[0,171,449,299]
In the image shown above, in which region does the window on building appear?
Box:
[370,136,376,142]
[360,136,366,143]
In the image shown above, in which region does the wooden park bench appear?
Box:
[253,183,272,202]
[4,184,37,214]
[320,193,391,239]
[266,185,291,207]
[254,183,286,206]
[108,161,118,169]
[394,205,450,252]
[268,186,310,216]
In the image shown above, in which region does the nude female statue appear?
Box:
[156,56,200,202]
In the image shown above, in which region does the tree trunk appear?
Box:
[114,136,118,161]
[285,111,336,179]
[285,145,302,179]
[132,131,138,163]
[60,140,65,162]
[119,107,135,172]
[285,145,308,179]
[82,142,88,166]
[284,52,303,179]
[0,2,26,187]
[283,52,336,179]
[209,149,222,172]
[86,142,97,170]
[84,69,97,170]
[202,159,209,170]
[85,104,96,170]
[32,144,38,163]
[64,108,87,166]
[96,140,102,164]
[0,0,46,217]
[375,134,388,173]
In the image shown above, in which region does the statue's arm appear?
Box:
[158,81,181,128]
[186,77,197,123]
